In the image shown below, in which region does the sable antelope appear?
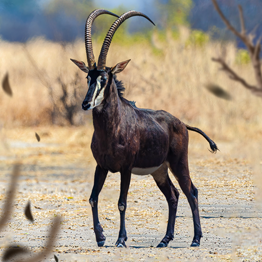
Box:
[71,9,218,248]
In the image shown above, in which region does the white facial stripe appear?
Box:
[94,84,105,107]
[89,76,101,109]
[91,76,101,107]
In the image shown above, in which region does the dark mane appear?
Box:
[114,76,137,108]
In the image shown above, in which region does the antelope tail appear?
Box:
[186,124,218,153]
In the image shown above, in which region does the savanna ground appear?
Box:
[0,28,262,261]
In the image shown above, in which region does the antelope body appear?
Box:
[71,9,218,248]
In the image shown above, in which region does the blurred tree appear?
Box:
[92,6,128,42]
[0,0,42,41]
[0,0,39,15]
[153,0,192,30]
[190,0,262,46]
[43,0,124,42]
[42,0,95,42]
[44,0,95,20]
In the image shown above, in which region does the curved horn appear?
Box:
[85,9,119,70]
[97,11,155,70]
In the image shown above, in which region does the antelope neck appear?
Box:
[93,79,123,134]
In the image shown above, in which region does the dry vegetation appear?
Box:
[0,27,262,140]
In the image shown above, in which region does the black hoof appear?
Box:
[116,243,126,248]
[97,241,105,247]
[157,242,168,248]
[190,240,200,247]
[115,237,127,248]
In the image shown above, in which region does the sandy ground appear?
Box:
[0,127,261,261]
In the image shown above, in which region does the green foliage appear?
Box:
[151,46,164,57]
[93,6,154,48]
[127,31,152,46]
[104,31,152,49]
[235,49,250,65]
[44,0,195,56]
[43,0,193,50]
[155,29,167,43]
[154,0,192,29]
[170,30,180,40]
[93,6,127,43]
[92,0,192,48]
[186,30,209,47]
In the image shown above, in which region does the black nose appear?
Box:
[82,102,90,111]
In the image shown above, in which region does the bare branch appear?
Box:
[254,36,262,59]
[0,164,20,231]
[23,46,51,89]
[211,0,262,96]
[211,0,245,42]
[23,45,59,123]
[23,44,81,124]
[12,216,61,262]
[249,24,259,43]
[212,57,261,93]
[238,5,246,35]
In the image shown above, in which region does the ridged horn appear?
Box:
[85,9,119,70]
[97,11,155,70]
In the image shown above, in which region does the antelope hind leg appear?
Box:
[169,159,202,247]
[151,163,179,248]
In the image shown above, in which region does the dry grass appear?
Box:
[0,28,261,141]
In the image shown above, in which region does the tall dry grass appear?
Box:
[0,28,261,140]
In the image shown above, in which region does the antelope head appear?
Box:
[71,10,154,111]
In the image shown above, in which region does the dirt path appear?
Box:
[0,128,261,261]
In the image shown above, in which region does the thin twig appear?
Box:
[12,216,61,262]
[238,5,246,36]
[212,57,260,92]
[211,0,245,43]
[211,0,262,96]
[0,164,20,231]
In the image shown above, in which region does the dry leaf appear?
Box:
[205,83,232,100]
[2,245,29,261]
[2,72,12,97]
[35,132,40,142]
[24,200,34,222]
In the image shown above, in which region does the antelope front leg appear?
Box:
[89,165,108,247]
[116,170,131,247]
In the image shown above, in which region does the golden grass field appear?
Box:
[0,27,262,140]
[0,28,262,261]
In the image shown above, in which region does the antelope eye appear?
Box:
[101,77,107,83]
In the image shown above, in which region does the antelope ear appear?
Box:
[70,58,89,73]
[111,59,131,74]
